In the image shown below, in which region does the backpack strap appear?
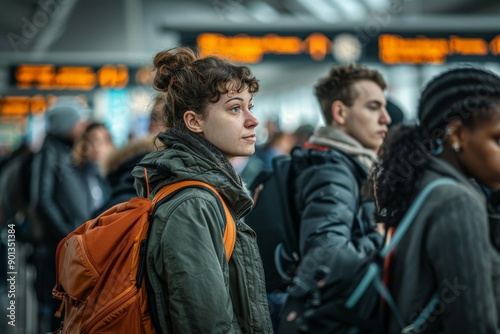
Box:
[345,178,457,328]
[151,180,237,261]
[380,177,457,330]
[380,178,457,258]
[141,180,236,334]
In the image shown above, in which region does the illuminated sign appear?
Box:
[188,31,500,65]
[379,34,498,64]
[0,95,52,116]
[197,33,331,63]
[0,95,88,117]
[14,64,129,90]
[492,35,500,55]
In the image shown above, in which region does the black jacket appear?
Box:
[31,135,109,243]
[293,147,383,259]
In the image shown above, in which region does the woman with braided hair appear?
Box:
[376,66,500,334]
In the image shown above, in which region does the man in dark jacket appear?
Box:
[29,98,88,333]
[281,64,391,332]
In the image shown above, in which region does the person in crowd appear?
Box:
[92,94,167,216]
[255,120,298,171]
[375,66,500,333]
[0,139,34,239]
[29,97,88,332]
[73,122,114,173]
[148,93,169,135]
[130,46,272,333]
[280,63,391,331]
[297,63,390,257]
[71,122,113,215]
[236,123,314,190]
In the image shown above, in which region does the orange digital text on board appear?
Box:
[15,64,129,90]
[379,34,500,64]
[197,33,332,63]
[197,32,500,65]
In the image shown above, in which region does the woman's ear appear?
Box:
[446,120,464,151]
[332,100,346,126]
[183,110,203,133]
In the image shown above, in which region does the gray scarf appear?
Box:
[309,126,378,172]
[158,127,243,186]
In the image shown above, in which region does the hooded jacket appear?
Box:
[387,157,500,334]
[132,130,272,334]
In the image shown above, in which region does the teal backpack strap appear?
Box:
[381,178,457,258]
[401,292,440,333]
[381,177,457,330]
[345,178,457,330]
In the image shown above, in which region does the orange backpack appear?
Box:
[52,177,236,334]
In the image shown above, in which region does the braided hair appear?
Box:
[375,66,500,227]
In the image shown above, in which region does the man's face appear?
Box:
[343,80,391,151]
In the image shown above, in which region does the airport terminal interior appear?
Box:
[1,0,500,151]
[1,0,500,332]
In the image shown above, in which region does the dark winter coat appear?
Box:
[387,157,500,334]
[31,135,109,243]
[293,142,383,260]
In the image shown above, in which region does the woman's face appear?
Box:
[458,105,500,189]
[198,87,259,161]
[87,127,114,164]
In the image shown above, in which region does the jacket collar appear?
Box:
[426,156,486,203]
[132,141,253,219]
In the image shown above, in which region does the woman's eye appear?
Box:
[249,104,255,112]
[231,106,240,113]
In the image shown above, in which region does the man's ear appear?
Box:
[331,100,346,126]
[183,110,203,133]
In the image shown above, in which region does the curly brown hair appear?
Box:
[314,63,386,125]
[152,46,260,129]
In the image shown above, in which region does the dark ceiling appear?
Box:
[1,0,499,61]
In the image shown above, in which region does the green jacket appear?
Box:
[132,139,272,334]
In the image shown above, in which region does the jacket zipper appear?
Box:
[82,285,137,333]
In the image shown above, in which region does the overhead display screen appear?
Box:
[180,30,500,65]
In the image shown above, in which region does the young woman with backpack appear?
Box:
[375,67,500,333]
[131,46,272,333]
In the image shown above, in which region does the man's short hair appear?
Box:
[314,63,387,125]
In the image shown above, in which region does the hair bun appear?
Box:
[153,48,198,91]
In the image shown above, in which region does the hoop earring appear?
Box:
[451,142,460,152]
[431,139,443,156]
